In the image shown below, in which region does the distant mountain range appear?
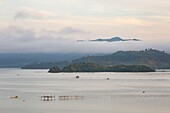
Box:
[77,37,141,42]
[73,49,170,69]
[22,61,71,69]
[0,53,90,68]
[22,49,170,69]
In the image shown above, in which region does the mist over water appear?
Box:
[0,40,169,54]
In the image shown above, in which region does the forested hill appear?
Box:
[73,49,170,69]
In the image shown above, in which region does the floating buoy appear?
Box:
[76,76,80,79]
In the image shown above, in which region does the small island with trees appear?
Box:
[48,62,155,73]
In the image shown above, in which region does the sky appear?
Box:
[0,0,170,53]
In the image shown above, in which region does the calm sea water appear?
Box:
[0,68,170,113]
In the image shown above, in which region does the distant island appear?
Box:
[77,37,141,42]
[48,62,155,73]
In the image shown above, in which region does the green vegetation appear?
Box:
[62,62,105,72]
[48,62,155,73]
[73,49,170,69]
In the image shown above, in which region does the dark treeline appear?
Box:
[49,62,155,73]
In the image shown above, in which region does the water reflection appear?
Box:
[58,95,84,101]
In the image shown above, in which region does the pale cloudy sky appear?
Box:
[0,0,170,53]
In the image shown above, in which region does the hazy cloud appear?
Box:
[0,26,81,43]
[0,25,169,53]
[59,27,88,34]
[0,0,170,53]
[14,7,53,20]
[38,27,89,38]
[0,26,36,42]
